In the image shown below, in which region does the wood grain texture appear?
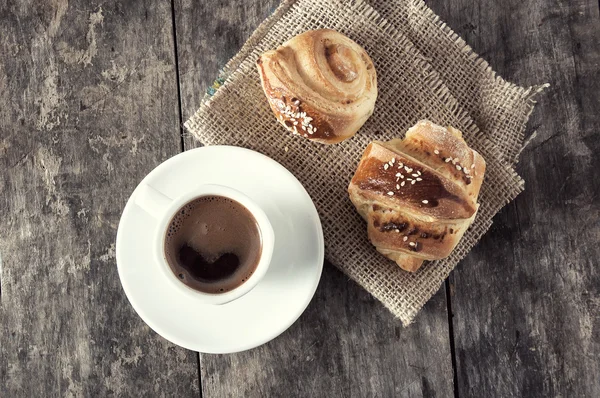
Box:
[0,1,198,396]
[201,267,453,397]
[175,1,455,397]
[428,0,600,396]
[175,0,282,150]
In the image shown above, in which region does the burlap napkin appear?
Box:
[185,0,546,325]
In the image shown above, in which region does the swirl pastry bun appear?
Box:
[257,29,377,144]
[348,121,486,272]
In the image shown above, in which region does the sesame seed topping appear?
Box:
[464,169,470,174]
[471,163,475,169]
[422,200,429,204]
[395,229,400,233]
[407,178,413,181]
[434,149,440,155]
[403,236,408,242]
[417,171,421,176]
[401,181,406,187]
[293,121,298,125]
[409,242,416,247]
[391,158,396,164]
[396,184,400,189]
[301,126,306,130]
[416,178,422,181]
[395,173,402,177]
[384,164,389,170]
[456,165,462,171]
[387,191,394,196]
[411,180,416,185]
[412,173,419,177]
[445,158,452,163]
[398,163,404,168]
[294,100,300,105]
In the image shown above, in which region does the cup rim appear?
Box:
[153,184,275,305]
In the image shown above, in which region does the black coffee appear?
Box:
[164,196,262,294]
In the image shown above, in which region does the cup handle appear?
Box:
[135,184,173,219]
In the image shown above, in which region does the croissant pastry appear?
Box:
[348,121,486,272]
[257,29,377,144]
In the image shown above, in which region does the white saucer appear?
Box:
[116,146,324,353]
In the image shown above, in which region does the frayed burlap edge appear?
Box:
[371,0,549,164]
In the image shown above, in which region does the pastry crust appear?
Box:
[257,29,377,144]
[348,120,486,272]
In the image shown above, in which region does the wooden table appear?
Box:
[1,0,598,396]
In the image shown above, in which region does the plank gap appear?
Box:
[170,0,200,394]
[445,278,460,398]
[196,352,202,398]
[170,0,185,153]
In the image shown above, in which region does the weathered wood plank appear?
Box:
[0,1,198,396]
[176,0,282,150]
[201,267,454,397]
[427,0,600,396]
[174,1,455,396]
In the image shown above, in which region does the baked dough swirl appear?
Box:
[257,29,378,144]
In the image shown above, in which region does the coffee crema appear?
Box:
[164,195,262,294]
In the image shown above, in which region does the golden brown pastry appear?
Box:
[348,120,486,272]
[257,29,377,144]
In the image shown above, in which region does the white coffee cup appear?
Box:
[134,183,275,305]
